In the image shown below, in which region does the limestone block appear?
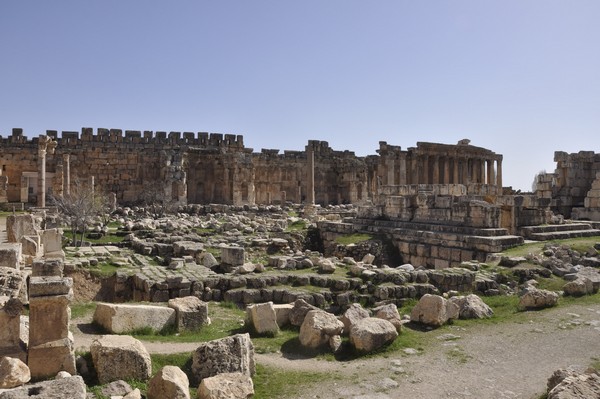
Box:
[272,303,293,327]
[349,317,398,353]
[0,267,27,302]
[28,294,71,347]
[247,302,279,335]
[28,276,73,297]
[42,228,63,254]
[410,294,459,327]
[0,244,22,270]
[340,303,370,334]
[6,214,40,243]
[289,298,319,327]
[518,287,559,310]
[31,259,64,277]
[90,335,152,384]
[191,333,255,384]
[0,299,23,348]
[20,236,40,258]
[373,303,403,332]
[0,375,86,399]
[202,253,218,268]
[173,241,204,257]
[299,310,345,349]
[147,365,190,399]
[448,294,494,319]
[221,246,245,266]
[167,296,210,332]
[27,335,77,380]
[0,357,30,389]
[197,372,254,399]
[93,303,176,334]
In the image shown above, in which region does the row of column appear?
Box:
[405,155,502,188]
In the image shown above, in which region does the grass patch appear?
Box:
[502,237,600,258]
[335,233,374,246]
[88,261,123,278]
[286,220,307,232]
[130,302,245,343]
[252,326,299,354]
[253,363,337,399]
[71,302,97,319]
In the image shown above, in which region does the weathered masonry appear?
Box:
[0,128,504,208]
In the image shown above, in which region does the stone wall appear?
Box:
[0,128,505,208]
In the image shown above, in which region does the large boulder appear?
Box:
[299,310,344,350]
[0,357,30,389]
[372,303,403,332]
[0,375,86,399]
[340,303,370,334]
[93,303,176,334]
[197,372,254,399]
[448,294,494,319]
[563,278,595,297]
[0,245,22,270]
[349,317,398,353]
[410,294,459,327]
[90,335,152,384]
[167,296,210,332]
[289,299,319,327]
[518,287,559,310]
[147,365,190,399]
[246,302,279,335]
[272,303,293,327]
[191,333,255,384]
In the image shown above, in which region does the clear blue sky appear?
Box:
[1,1,599,191]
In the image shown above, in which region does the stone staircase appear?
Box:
[519,222,600,241]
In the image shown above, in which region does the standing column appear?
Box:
[422,155,429,184]
[307,144,315,205]
[411,156,418,184]
[453,158,459,184]
[463,158,470,184]
[432,156,440,184]
[443,157,450,184]
[480,159,486,183]
[398,154,407,185]
[37,135,56,207]
[63,154,70,197]
[487,159,495,186]
[496,158,503,189]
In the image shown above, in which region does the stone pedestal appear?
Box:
[0,298,27,362]
[27,275,76,380]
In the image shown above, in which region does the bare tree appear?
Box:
[140,184,177,217]
[51,179,111,246]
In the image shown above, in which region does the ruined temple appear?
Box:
[0,127,506,208]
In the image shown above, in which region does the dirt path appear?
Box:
[71,301,600,399]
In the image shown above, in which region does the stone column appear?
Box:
[496,158,503,189]
[398,154,407,185]
[411,156,418,184]
[386,156,395,185]
[453,158,459,184]
[443,157,450,184]
[306,145,315,205]
[422,155,429,184]
[463,158,470,184]
[37,135,57,208]
[480,159,486,184]
[487,159,495,186]
[432,156,439,184]
[63,154,70,197]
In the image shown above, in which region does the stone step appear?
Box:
[526,229,600,241]
[520,223,595,235]
[353,218,510,237]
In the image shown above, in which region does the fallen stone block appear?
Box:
[0,375,86,399]
[197,372,254,399]
[191,333,255,384]
[349,317,398,353]
[90,335,152,384]
[410,294,459,327]
[147,365,190,399]
[93,303,176,334]
[167,296,210,332]
[0,357,30,389]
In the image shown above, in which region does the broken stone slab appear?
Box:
[20,236,40,259]
[0,244,22,270]
[0,375,86,399]
[90,335,152,385]
[546,368,600,399]
[197,372,254,399]
[31,260,63,277]
[147,365,190,399]
[191,333,255,385]
[349,317,398,353]
[272,303,293,327]
[6,214,40,244]
[167,296,210,332]
[28,277,73,297]
[373,303,403,332]
[340,303,370,335]
[41,228,63,255]
[93,303,176,334]
[173,241,204,258]
[289,299,319,327]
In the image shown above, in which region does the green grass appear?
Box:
[335,233,374,245]
[88,261,124,278]
[286,220,307,232]
[63,229,126,245]
[71,302,97,319]
[131,302,245,343]
[502,237,600,257]
[253,363,338,399]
